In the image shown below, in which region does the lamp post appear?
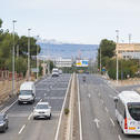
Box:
[36,35,39,80]
[12,20,17,96]
[116,30,119,84]
[100,46,102,74]
[28,28,31,80]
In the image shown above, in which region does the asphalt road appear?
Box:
[79,74,140,140]
[0,74,71,140]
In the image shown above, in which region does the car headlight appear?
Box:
[0,121,5,126]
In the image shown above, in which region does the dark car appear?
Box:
[83,76,86,82]
[0,113,8,132]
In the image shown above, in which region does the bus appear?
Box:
[114,91,140,135]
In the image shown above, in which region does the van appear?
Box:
[114,91,140,135]
[52,68,59,77]
[18,82,36,104]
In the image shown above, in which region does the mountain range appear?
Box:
[38,40,99,60]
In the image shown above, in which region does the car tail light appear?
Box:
[124,118,128,129]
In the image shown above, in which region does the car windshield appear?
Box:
[53,70,58,73]
[36,104,49,109]
[20,90,32,96]
[128,103,140,121]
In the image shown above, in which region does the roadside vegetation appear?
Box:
[98,39,139,80]
[0,18,41,77]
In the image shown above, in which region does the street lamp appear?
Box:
[12,20,17,96]
[100,46,102,74]
[36,35,39,80]
[28,28,31,80]
[116,30,119,84]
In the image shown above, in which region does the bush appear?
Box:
[64,108,69,115]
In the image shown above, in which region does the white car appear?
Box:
[33,102,52,120]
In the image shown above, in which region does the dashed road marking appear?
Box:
[109,117,115,127]
[118,135,122,140]
[105,107,109,113]
[18,125,26,135]
[101,99,104,104]
[88,93,91,98]
[28,113,32,120]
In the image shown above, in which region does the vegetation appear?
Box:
[0,18,41,76]
[98,39,139,80]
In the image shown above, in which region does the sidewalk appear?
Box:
[110,78,140,87]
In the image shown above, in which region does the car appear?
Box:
[83,76,86,82]
[33,102,52,120]
[0,113,8,133]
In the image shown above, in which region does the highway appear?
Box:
[0,74,71,140]
[79,74,140,140]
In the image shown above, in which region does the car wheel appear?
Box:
[33,117,36,120]
[49,113,51,120]
[6,124,8,129]
[18,101,21,105]
[3,127,6,133]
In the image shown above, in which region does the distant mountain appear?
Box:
[38,40,99,60]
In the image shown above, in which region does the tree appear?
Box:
[18,36,41,57]
[0,19,2,28]
[98,39,116,69]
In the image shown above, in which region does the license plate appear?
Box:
[39,112,45,114]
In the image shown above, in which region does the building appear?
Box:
[53,58,72,68]
[116,43,140,59]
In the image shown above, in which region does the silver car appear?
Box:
[33,102,52,120]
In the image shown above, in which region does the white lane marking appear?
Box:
[77,75,83,140]
[54,75,72,140]
[101,99,104,104]
[93,118,100,129]
[98,92,101,97]
[1,99,18,113]
[40,99,42,102]
[109,117,115,127]
[118,135,122,140]
[18,125,26,135]
[28,113,32,120]
[105,107,109,113]
[88,93,91,98]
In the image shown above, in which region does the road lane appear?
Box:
[79,74,140,140]
[0,74,71,140]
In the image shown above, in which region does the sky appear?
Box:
[0,0,140,44]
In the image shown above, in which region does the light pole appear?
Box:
[116,30,119,84]
[28,28,31,80]
[36,35,39,80]
[100,46,102,74]
[12,20,17,96]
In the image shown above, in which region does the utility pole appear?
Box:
[28,28,31,81]
[12,20,17,96]
[116,30,119,85]
[36,35,39,80]
[100,46,102,74]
